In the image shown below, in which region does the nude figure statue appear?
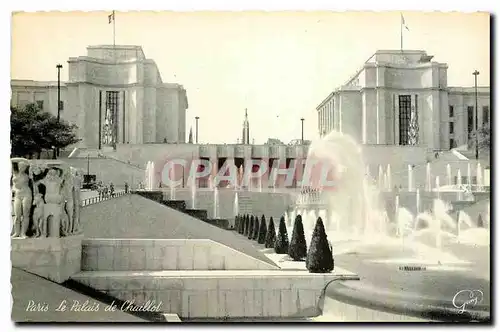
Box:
[37,168,64,237]
[11,161,33,238]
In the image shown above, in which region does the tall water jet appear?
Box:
[170,164,176,200]
[457,169,463,201]
[408,164,413,192]
[394,195,399,228]
[258,174,263,193]
[365,165,371,179]
[457,210,473,239]
[378,164,384,190]
[213,187,219,218]
[467,163,472,189]
[426,163,431,191]
[435,176,441,199]
[233,192,239,219]
[476,162,483,190]
[416,188,421,214]
[386,164,392,191]
[305,131,384,236]
[145,161,155,190]
[446,164,452,186]
[190,170,196,209]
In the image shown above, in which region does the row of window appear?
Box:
[35,100,64,111]
[449,105,489,131]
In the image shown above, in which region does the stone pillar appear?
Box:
[210,157,218,189]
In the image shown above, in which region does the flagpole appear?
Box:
[400,14,403,51]
[113,10,116,48]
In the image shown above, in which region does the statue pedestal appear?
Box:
[11,235,83,283]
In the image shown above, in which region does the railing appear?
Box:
[81,190,128,207]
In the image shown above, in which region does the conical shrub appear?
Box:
[252,215,259,240]
[274,216,289,254]
[258,215,267,244]
[288,214,307,261]
[265,217,276,248]
[245,215,250,235]
[477,214,484,228]
[248,215,254,239]
[306,217,334,273]
[240,215,244,234]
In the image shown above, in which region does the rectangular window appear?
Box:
[398,95,411,145]
[449,105,454,118]
[449,122,454,134]
[58,100,64,111]
[449,139,455,149]
[36,100,44,110]
[483,106,489,125]
[467,106,474,134]
[103,91,119,145]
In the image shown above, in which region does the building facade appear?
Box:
[11,45,189,148]
[316,50,490,151]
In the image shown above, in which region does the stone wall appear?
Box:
[11,235,83,283]
[72,271,346,319]
[81,239,278,271]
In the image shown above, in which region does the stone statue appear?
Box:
[36,167,65,237]
[73,169,83,234]
[32,193,47,237]
[11,160,33,238]
[11,159,82,238]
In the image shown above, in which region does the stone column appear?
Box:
[210,157,218,189]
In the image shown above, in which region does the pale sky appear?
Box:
[11,11,490,144]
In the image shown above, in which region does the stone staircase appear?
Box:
[133,190,232,230]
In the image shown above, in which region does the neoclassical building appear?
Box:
[11,45,189,148]
[316,50,490,151]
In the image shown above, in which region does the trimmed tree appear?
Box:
[306,217,334,273]
[477,214,484,228]
[288,214,307,261]
[235,215,240,232]
[274,216,289,254]
[248,215,254,239]
[257,215,267,244]
[252,215,259,240]
[265,217,276,248]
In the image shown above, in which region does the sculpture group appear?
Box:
[11,158,83,238]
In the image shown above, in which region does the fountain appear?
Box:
[170,164,176,200]
[467,163,472,189]
[190,170,197,209]
[446,164,452,186]
[477,162,483,191]
[233,192,239,222]
[407,164,413,192]
[416,189,421,214]
[425,163,431,192]
[378,165,384,191]
[144,161,155,190]
[386,164,392,191]
[435,176,441,200]
[213,186,219,219]
[457,169,463,201]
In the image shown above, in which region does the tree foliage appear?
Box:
[306,217,334,273]
[252,215,259,240]
[257,214,267,244]
[469,124,491,151]
[10,103,80,158]
[248,215,254,239]
[288,214,307,261]
[274,216,289,254]
[265,217,277,248]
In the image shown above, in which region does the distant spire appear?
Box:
[242,108,250,144]
[188,127,193,144]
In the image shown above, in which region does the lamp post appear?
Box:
[300,118,305,144]
[87,154,90,175]
[473,70,480,160]
[56,64,62,121]
[55,64,63,158]
[195,116,200,143]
